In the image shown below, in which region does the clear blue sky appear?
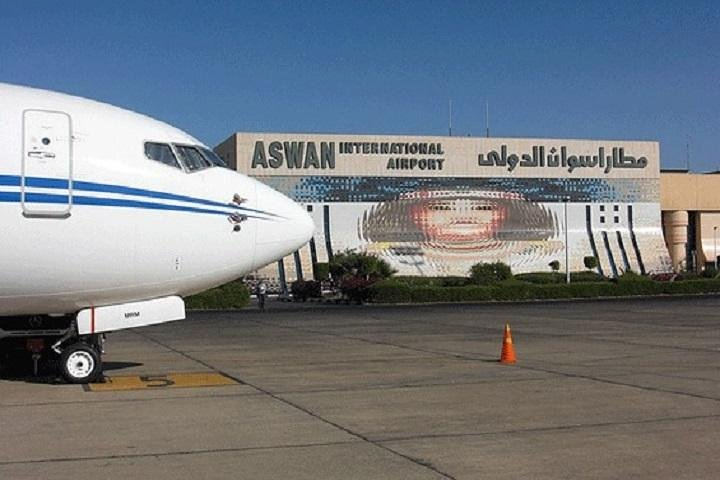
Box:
[1,1,718,170]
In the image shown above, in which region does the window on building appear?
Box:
[600,216,605,223]
[144,142,181,169]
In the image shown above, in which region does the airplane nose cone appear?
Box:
[284,198,315,245]
[296,205,315,243]
[253,182,315,269]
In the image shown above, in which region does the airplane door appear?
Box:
[22,110,73,217]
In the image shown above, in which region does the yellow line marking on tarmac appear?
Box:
[85,372,238,392]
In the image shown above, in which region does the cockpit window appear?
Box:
[174,145,212,172]
[199,147,228,168]
[144,142,181,169]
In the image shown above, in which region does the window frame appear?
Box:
[197,146,229,169]
[171,143,214,173]
[143,141,183,170]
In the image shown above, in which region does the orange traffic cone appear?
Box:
[499,323,516,364]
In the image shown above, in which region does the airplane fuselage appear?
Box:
[0,83,313,382]
[0,83,313,316]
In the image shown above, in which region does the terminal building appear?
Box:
[216,132,718,288]
[661,172,720,272]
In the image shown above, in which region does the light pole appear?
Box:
[714,226,718,271]
[563,197,570,284]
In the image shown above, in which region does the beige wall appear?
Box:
[660,173,720,270]
[661,173,720,211]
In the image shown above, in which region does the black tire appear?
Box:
[59,343,102,384]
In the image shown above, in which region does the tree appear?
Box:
[549,260,560,272]
[329,250,396,303]
[313,262,330,281]
[583,256,598,271]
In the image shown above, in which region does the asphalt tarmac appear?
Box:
[1,297,719,479]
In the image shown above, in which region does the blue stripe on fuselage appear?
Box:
[0,174,279,218]
[0,191,271,218]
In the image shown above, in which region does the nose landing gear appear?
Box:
[59,342,103,384]
[0,315,104,383]
[53,331,104,384]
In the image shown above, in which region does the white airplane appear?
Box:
[0,83,314,383]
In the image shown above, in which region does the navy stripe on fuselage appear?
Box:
[0,191,271,219]
[0,174,280,218]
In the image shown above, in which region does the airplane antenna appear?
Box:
[449,99,453,136]
[686,134,690,172]
[485,100,490,138]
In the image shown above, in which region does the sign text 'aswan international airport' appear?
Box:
[250,139,650,175]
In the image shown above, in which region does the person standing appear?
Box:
[255,280,267,310]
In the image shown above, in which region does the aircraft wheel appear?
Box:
[60,343,102,384]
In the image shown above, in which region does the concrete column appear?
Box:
[662,210,688,272]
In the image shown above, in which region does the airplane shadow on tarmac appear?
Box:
[103,361,144,371]
[0,360,143,384]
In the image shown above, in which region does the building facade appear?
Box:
[660,172,720,272]
[216,133,672,288]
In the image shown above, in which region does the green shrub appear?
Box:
[617,270,650,282]
[313,263,330,281]
[549,260,560,272]
[663,279,720,295]
[701,267,718,278]
[570,271,606,282]
[469,262,512,285]
[290,280,322,302]
[329,250,396,280]
[651,272,677,282]
[442,276,469,287]
[339,276,376,304]
[584,256,599,270]
[613,280,660,296]
[370,280,412,303]
[515,272,563,284]
[369,278,720,304]
[390,276,441,287]
[408,285,493,303]
[513,271,607,284]
[675,271,700,281]
[388,276,469,287]
[185,280,250,309]
[330,250,396,304]
[186,277,720,308]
